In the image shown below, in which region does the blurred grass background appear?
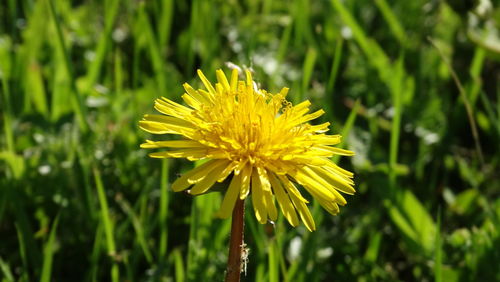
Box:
[1,0,500,281]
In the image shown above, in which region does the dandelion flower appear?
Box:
[139,69,355,231]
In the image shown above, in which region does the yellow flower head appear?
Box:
[140,69,355,231]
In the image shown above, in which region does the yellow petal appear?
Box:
[328,162,354,177]
[148,149,207,159]
[233,160,247,175]
[183,83,212,105]
[171,160,220,192]
[263,187,278,221]
[292,169,337,203]
[239,164,252,199]
[216,69,230,90]
[292,100,311,111]
[139,115,196,136]
[301,167,347,206]
[256,166,271,191]
[189,161,230,195]
[229,68,239,91]
[279,175,317,230]
[277,175,309,203]
[197,90,214,104]
[281,155,330,166]
[278,87,289,98]
[268,172,299,226]
[310,166,356,195]
[245,70,253,90]
[216,173,242,218]
[217,162,237,182]
[197,69,216,96]
[316,197,340,215]
[288,191,316,231]
[181,93,201,109]
[257,167,278,221]
[140,140,204,149]
[293,109,325,125]
[251,168,268,224]
[308,122,330,133]
[313,135,342,145]
[154,97,193,118]
[321,146,355,156]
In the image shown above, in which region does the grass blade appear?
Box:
[47,0,88,131]
[172,248,185,282]
[94,167,119,282]
[429,37,484,165]
[434,209,442,282]
[332,99,360,164]
[300,47,317,101]
[0,62,14,153]
[374,0,406,45]
[268,239,279,282]
[159,159,170,260]
[326,39,343,95]
[0,256,14,282]
[40,213,61,282]
[84,0,119,93]
[115,194,153,263]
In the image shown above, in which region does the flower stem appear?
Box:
[225,199,245,282]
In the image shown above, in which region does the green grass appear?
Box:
[1,0,500,281]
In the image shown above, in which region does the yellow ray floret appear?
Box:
[139,69,355,231]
